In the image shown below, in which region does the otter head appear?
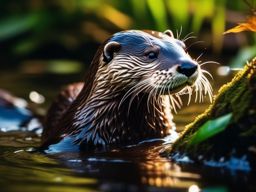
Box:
[95,30,212,109]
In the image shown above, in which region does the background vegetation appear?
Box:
[0,0,255,105]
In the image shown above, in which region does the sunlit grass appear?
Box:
[0,0,255,72]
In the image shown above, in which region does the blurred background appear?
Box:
[0,0,255,109]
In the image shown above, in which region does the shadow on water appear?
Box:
[1,137,256,192]
[0,67,256,192]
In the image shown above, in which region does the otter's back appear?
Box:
[42,82,84,144]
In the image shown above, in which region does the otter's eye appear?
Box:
[146,51,158,59]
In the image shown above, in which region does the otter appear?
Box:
[41,30,212,151]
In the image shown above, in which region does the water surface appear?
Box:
[0,69,255,192]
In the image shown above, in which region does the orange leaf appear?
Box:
[224,16,256,34]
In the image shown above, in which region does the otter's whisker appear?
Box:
[194,69,213,103]
[186,86,193,105]
[175,29,179,40]
[169,95,178,114]
[201,69,213,79]
[185,40,204,51]
[176,94,183,107]
[201,75,213,93]
[196,52,205,62]
[173,96,182,110]
[182,31,195,42]
[182,35,197,43]
[199,72,213,93]
[198,80,205,102]
[165,82,182,113]
[177,26,183,40]
[200,76,213,102]
[194,81,200,103]
[199,61,220,66]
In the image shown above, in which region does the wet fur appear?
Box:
[41,30,212,150]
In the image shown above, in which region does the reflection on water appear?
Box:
[46,140,203,191]
[0,68,255,191]
[0,148,97,192]
[1,134,255,192]
[139,148,201,189]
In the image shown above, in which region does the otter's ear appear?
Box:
[164,30,174,38]
[103,41,121,63]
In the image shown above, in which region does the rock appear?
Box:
[0,89,42,134]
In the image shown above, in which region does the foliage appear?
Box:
[188,113,232,146]
[224,16,256,34]
[0,0,255,70]
[229,43,256,68]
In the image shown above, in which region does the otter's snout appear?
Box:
[177,60,198,77]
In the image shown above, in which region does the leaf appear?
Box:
[188,113,232,146]
[0,13,40,40]
[130,0,147,22]
[212,4,226,52]
[13,38,40,55]
[229,45,256,68]
[191,0,214,33]
[47,60,83,74]
[166,0,189,29]
[147,0,168,31]
[224,16,256,34]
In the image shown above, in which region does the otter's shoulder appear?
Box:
[42,82,84,146]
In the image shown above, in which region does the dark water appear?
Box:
[0,68,255,192]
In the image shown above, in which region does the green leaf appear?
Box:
[166,0,189,30]
[188,113,232,146]
[147,0,168,31]
[212,0,226,52]
[191,0,214,33]
[13,38,40,55]
[47,60,83,74]
[130,0,147,23]
[229,45,256,68]
[0,13,40,40]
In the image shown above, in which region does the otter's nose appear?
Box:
[177,60,198,77]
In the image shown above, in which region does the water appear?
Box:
[0,69,256,192]
[1,121,255,192]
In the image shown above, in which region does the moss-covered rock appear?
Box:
[166,57,256,171]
